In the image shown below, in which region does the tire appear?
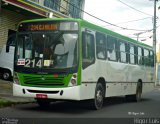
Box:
[91,83,105,110]
[36,99,50,108]
[125,82,142,102]
[134,82,142,102]
[2,70,12,81]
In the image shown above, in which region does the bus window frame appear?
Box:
[128,44,137,65]
[106,35,118,62]
[96,32,106,60]
[118,39,128,63]
[82,31,95,69]
[137,46,144,65]
[149,50,154,67]
[143,48,150,67]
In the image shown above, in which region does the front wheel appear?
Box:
[91,83,105,110]
[2,70,12,81]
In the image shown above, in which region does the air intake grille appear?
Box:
[23,75,64,86]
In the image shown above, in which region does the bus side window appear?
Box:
[137,47,143,65]
[82,31,95,69]
[119,41,127,63]
[150,51,154,67]
[144,49,150,66]
[129,44,136,64]
[96,32,106,60]
[107,36,117,61]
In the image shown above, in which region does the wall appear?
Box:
[0,9,28,50]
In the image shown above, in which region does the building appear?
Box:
[0,0,85,50]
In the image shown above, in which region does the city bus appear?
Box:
[13,18,155,110]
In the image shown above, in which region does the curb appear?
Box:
[0,98,34,108]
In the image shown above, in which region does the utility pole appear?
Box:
[153,0,158,85]
[134,32,143,41]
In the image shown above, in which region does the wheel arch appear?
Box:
[0,68,12,80]
[1,67,13,76]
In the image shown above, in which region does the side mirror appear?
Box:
[6,45,9,53]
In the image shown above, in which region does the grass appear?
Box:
[0,98,34,108]
[0,98,14,108]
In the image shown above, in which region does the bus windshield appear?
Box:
[15,31,78,69]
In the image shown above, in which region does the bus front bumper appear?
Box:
[13,84,81,101]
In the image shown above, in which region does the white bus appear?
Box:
[13,18,154,110]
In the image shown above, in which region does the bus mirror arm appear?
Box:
[6,45,9,53]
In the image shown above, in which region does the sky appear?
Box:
[84,0,160,51]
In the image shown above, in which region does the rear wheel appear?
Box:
[134,82,142,102]
[125,82,142,102]
[91,83,105,110]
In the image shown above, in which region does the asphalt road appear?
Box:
[0,88,159,119]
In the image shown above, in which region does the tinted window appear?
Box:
[107,36,117,61]
[82,32,95,69]
[119,41,127,63]
[137,47,143,65]
[96,32,106,59]
[144,49,150,66]
[129,45,135,64]
[150,51,154,67]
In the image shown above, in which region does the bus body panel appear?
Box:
[100,61,153,83]
[0,45,14,76]
[81,55,154,98]
[13,83,81,100]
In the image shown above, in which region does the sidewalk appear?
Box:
[155,81,160,89]
[155,85,160,90]
[0,79,34,104]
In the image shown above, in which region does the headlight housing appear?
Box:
[14,72,20,84]
[68,73,77,87]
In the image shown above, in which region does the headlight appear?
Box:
[71,79,76,86]
[14,72,20,84]
[68,73,77,87]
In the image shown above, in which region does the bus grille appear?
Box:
[23,75,64,86]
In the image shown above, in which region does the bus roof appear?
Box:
[19,18,152,49]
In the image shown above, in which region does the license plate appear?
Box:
[36,94,48,99]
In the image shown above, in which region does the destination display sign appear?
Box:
[18,21,78,31]
[18,22,59,31]
[30,24,58,31]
